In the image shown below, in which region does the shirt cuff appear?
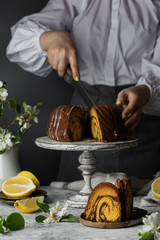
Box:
[137,73,160,116]
[136,74,152,102]
[34,27,50,58]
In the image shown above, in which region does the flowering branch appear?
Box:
[0,81,42,154]
[35,201,78,223]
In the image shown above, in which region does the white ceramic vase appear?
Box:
[0,143,21,189]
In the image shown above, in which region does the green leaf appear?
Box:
[0,149,6,154]
[1,81,6,88]
[23,101,27,109]
[138,231,154,240]
[12,135,21,143]
[36,102,43,109]
[35,215,47,223]
[4,213,25,231]
[8,99,17,110]
[0,223,4,234]
[60,214,79,223]
[36,200,50,213]
[0,102,4,116]
[16,104,21,114]
[3,219,8,230]
[18,129,22,139]
[0,217,4,234]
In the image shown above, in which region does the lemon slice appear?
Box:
[14,196,44,213]
[1,176,36,198]
[17,171,40,189]
[151,177,160,199]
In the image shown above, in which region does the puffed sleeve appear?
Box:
[136,33,160,116]
[6,0,82,77]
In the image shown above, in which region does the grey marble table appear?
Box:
[0,186,159,240]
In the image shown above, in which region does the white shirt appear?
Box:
[6,0,160,116]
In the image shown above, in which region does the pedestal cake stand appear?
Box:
[35,136,138,208]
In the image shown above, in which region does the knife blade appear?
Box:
[64,69,95,110]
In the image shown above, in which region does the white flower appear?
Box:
[0,88,8,101]
[0,132,14,151]
[155,232,160,240]
[33,116,38,124]
[139,212,160,237]
[0,81,3,88]
[43,201,68,224]
[16,115,24,126]
[20,122,32,133]
[33,106,40,115]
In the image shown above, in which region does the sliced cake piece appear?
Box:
[46,105,83,142]
[115,178,133,220]
[84,182,122,222]
[90,105,128,142]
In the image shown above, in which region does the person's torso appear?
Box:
[71,0,160,86]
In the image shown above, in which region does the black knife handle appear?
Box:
[64,67,95,109]
[64,68,73,84]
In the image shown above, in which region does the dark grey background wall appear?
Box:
[0,0,74,185]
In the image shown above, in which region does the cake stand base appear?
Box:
[67,195,89,208]
[67,150,96,208]
[35,137,138,208]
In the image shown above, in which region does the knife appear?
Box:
[64,68,95,110]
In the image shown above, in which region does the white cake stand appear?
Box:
[35,136,138,208]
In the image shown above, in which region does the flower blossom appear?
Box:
[139,212,160,239]
[16,103,40,133]
[0,81,3,88]
[33,116,38,124]
[43,201,68,224]
[0,87,8,101]
[0,132,14,151]
[20,121,32,133]
[0,81,42,154]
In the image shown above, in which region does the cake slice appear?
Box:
[84,178,133,223]
[84,182,122,222]
[90,105,128,142]
[46,105,83,142]
[115,178,133,220]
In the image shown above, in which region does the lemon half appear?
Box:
[151,177,160,200]
[14,196,44,213]
[17,171,40,189]
[1,176,36,198]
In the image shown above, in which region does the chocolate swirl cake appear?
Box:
[46,105,83,142]
[84,179,133,223]
[90,105,128,142]
[46,104,128,142]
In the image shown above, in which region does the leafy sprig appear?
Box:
[0,81,42,153]
[35,200,78,223]
[0,213,25,234]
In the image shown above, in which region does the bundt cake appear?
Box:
[46,105,83,142]
[84,179,133,223]
[90,105,128,142]
[46,104,128,142]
